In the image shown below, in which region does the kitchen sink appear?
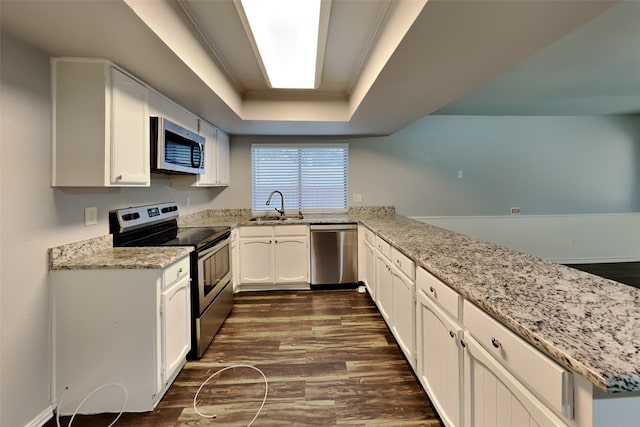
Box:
[249,214,304,222]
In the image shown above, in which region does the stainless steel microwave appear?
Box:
[150,116,205,174]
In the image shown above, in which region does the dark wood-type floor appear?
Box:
[48,290,443,426]
[565,262,640,289]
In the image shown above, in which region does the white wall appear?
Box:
[223,116,640,218]
[0,34,227,427]
[415,214,640,263]
[348,115,640,217]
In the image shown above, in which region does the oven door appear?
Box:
[197,238,231,312]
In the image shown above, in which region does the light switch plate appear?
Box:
[84,207,98,225]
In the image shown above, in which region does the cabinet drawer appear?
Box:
[240,226,273,237]
[463,300,573,418]
[391,247,415,280]
[162,256,190,288]
[362,227,375,245]
[274,225,308,236]
[416,267,460,320]
[375,236,391,259]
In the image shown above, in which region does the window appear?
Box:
[251,144,348,214]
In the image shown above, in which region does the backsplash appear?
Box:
[348,206,395,216]
[177,208,252,226]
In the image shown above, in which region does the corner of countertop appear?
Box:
[49,234,113,269]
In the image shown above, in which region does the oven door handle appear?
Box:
[198,237,230,258]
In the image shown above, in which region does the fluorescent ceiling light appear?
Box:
[240,0,323,89]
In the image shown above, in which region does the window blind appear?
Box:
[251,144,348,214]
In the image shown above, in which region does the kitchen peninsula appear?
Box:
[179,207,640,426]
[50,207,640,426]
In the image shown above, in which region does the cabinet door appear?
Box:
[274,237,308,283]
[463,333,566,427]
[230,229,240,291]
[364,240,376,298]
[391,268,415,367]
[375,253,392,323]
[197,120,219,186]
[418,291,463,427]
[216,129,230,185]
[239,238,273,283]
[160,275,191,387]
[110,68,149,186]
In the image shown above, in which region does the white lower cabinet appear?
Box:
[417,289,463,427]
[51,256,191,415]
[238,225,309,287]
[463,332,567,427]
[375,251,393,323]
[230,228,240,291]
[160,274,191,388]
[390,258,415,368]
[358,225,377,297]
[363,239,376,297]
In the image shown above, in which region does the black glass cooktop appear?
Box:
[129,226,230,250]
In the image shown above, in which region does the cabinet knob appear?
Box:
[429,286,435,293]
[115,175,123,181]
[449,330,455,338]
[491,337,501,349]
[178,267,183,275]
[460,339,467,348]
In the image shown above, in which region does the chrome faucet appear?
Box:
[265,190,285,217]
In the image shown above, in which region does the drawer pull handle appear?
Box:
[449,330,455,338]
[491,338,501,349]
[460,339,467,348]
[429,286,435,293]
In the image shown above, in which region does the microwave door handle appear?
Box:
[191,142,204,169]
[190,143,198,168]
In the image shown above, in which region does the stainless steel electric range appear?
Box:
[109,202,232,359]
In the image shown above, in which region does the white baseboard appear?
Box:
[25,405,53,427]
[411,213,640,264]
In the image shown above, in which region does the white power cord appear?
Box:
[56,383,128,427]
[193,364,268,427]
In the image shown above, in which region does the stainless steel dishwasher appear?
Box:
[310,224,358,288]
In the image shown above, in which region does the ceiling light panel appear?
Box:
[240,0,322,89]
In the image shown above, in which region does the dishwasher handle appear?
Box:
[310,224,357,231]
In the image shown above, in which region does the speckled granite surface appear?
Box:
[50,237,192,270]
[184,210,640,393]
[50,209,640,393]
[358,215,640,394]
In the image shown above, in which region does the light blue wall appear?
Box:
[348,115,640,216]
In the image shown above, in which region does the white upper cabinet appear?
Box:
[51,58,150,187]
[193,120,230,187]
[193,120,229,187]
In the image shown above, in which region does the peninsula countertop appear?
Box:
[182,211,640,393]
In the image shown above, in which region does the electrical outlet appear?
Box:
[510,207,521,215]
[457,170,463,179]
[84,207,98,225]
[353,193,363,203]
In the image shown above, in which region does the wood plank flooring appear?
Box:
[48,290,443,427]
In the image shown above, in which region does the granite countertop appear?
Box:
[49,235,193,270]
[358,215,640,394]
[183,211,640,393]
[49,209,640,393]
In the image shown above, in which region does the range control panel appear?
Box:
[110,202,179,232]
